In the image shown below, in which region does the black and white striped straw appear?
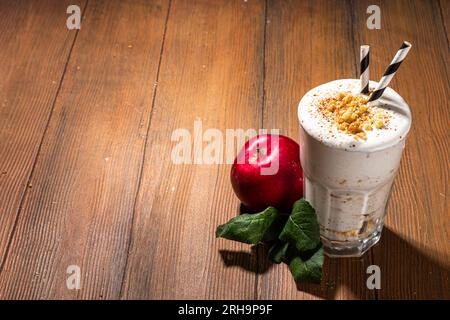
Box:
[360,45,370,94]
[368,41,412,102]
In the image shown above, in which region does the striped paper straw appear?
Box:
[368,41,412,102]
[360,45,370,94]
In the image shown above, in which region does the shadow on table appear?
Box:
[371,227,450,299]
[218,204,276,274]
[218,225,450,299]
[219,244,273,274]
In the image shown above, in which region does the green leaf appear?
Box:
[279,199,320,251]
[288,245,324,284]
[262,214,288,242]
[215,200,325,285]
[216,207,278,244]
[268,241,290,264]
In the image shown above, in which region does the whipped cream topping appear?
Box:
[298,79,412,152]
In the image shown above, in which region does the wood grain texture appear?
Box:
[0,0,169,299]
[120,0,266,299]
[439,0,449,43]
[0,0,86,265]
[257,0,375,300]
[351,0,450,299]
[0,0,448,300]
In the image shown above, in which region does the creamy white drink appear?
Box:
[298,79,411,257]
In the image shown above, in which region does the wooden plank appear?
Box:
[0,0,447,300]
[257,0,376,300]
[0,0,169,299]
[0,0,86,264]
[120,0,266,299]
[439,0,449,43]
[351,0,450,299]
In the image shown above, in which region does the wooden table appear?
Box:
[0,0,448,300]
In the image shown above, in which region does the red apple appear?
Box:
[230,134,303,213]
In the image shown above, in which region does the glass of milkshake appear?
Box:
[298,79,412,257]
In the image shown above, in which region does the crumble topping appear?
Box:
[318,92,390,140]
